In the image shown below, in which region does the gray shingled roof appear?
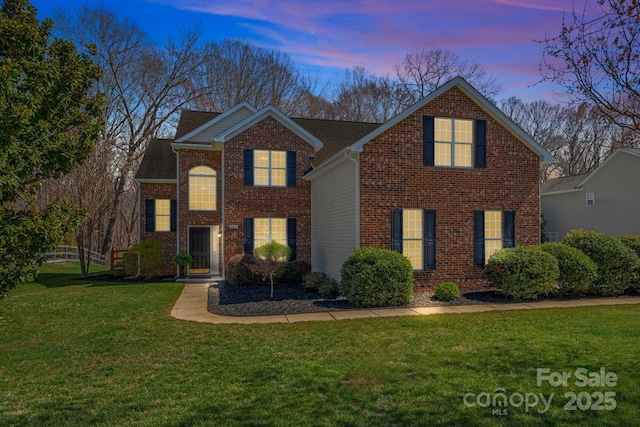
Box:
[135,138,176,180]
[540,173,589,194]
[174,110,221,140]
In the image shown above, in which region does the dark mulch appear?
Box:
[207,281,509,317]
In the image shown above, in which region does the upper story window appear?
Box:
[586,192,595,206]
[189,166,216,211]
[254,150,286,187]
[435,118,473,167]
[244,149,296,187]
[423,116,486,168]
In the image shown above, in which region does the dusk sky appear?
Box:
[31,0,601,103]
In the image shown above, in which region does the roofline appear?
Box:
[135,178,177,184]
[348,76,555,163]
[303,147,351,180]
[213,105,324,149]
[170,143,215,151]
[540,188,583,196]
[174,102,257,143]
[577,148,639,188]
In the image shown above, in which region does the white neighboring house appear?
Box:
[541,148,640,241]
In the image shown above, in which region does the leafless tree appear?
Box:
[395,48,503,108]
[330,67,402,123]
[542,0,640,144]
[55,5,211,256]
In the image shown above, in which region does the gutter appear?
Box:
[345,150,360,248]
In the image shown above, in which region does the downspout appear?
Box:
[220,144,225,279]
[345,151,360,248]
[171,145,180,277]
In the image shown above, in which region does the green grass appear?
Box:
[1,263,639,426]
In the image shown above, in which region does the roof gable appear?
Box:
[348,76,555,163]
[175,102,257,143]
[213,105,323,149]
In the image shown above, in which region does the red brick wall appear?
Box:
[223,116,314,268]
[177,148,223,272]
[358,86,541,290]
[139,182,178,276]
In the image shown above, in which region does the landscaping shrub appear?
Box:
[226,254,261,287]
[319,277,341,297]
[341,247,413,307]
[484,246,559,300]
[434,282,460,301]
[619,235,640,293]
[123,240,163,279]
[540,242,598,296]
[277,260,311,285]
[562,230,637,296]
[303,271,326,290]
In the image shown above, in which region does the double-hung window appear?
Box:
[423,116,486,168]
[254,150,286,186]
[244,217,298,260]
[391,209,436,270]
[145,199,176,233]
[474,210,515,268]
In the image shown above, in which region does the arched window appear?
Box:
[189,166,216,211]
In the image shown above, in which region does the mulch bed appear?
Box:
[207,281,509,317]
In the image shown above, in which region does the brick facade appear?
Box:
[223,117,314,266]
[358,87,540,290]
[139,182,178,276]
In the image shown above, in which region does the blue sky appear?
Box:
[30,0,600,102]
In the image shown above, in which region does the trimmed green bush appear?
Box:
[540,242,598,295]
[484,246,559,300]
[226,254,261,287]
[619,235,640,293]
[123,240,164,279]
[319,277,341,297]
[277,260,311,285]
[563,230,637,296]
[434,282,460,301]
[303,271,326,290]
[341,247,413,307]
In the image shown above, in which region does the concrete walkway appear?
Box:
[170,283,640,324]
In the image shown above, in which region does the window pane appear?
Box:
[455,143,472,167]
[455,119,473,143]
[435,142,452,166]
[403,209,422,239]
[189,173,216,211]
[254,219,270,241]
[254,150,270,168]
[404,240,423,270]
[191,166,216,176]
[435,118,452,141]
[485,211,502,239]
[485,239,502,264]
[271,151,286,169]
[271,219,286,241]
[271,169,286,186]
[156,199,170,215]
[254,169,269,186]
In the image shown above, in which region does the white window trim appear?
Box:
[435,118,473,169]
[188,166,217,211]
[155,199,171,232]
[586,192,595,207]
[484,210,502,265]
[254,218,287,248]
[254,150,286,187]
[402,209,423,270]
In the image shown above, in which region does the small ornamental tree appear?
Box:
[252,242,291,298]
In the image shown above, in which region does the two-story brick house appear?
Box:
[135,77,554,290]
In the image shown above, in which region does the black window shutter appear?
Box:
[391,210,403,253]
[170,200,177,232]
[287,218,297,260]
[474,211,485,269]
[244,218,254,254]
[504,211,515,248]
[286,151,296,187]
[145,199,155,232]
[475,120,487,168]
[424,210,436,270]
[244,149,254,186]
[423,116,435,166]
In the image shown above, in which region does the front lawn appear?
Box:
[0,263,638,426]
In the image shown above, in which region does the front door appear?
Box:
[189,227,211,274]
